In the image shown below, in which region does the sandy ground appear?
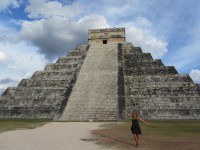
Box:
[0,122,113,150]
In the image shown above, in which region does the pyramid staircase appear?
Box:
[59,44,119,121]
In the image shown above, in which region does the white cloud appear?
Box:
[0,0,22,11]
[0,51,10,62]
[164,22,200,72]
[0,25,20,44]
[20,14,110,60]
[0,41,46,73]
[0,0,9,11]
[21,0,168,60]
[126,25,168,58]
[25,0,83,19]
[189,69,200,83]
[0,39,47,94]
[77,14,110,29]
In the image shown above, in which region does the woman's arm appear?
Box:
[138,117,150,125]
[123,110,132,118]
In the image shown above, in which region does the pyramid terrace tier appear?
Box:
[124,66,178,75]
[67,51,85,57]
[121,43,143,53]
[125,75,195,88]
[138,109,200,119]
[18,79,70,87]
[0,96,64,107]
[126,85,200,96]
[123,53,153,61]
[44,63,79,71]
[126,81,194,88]
[31,70,74,79]
[0,106,56,118]
[56,56,83,63]
[125,97,200,109]
[123,47,143,54]
[125,75,193,83]
[124,59,165,68]
[1,87,67,97]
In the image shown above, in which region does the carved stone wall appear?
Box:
[88,28,125,44]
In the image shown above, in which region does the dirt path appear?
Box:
[1,122,199,150]
[0,122,113,150]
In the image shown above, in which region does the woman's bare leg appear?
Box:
[133,134,139,146]
[136,134,139,145]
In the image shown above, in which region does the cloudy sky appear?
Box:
[0,0,200,95]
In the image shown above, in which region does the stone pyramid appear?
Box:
[0,28,200,121]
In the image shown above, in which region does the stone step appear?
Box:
[1,87,66,97]
[139,109,200,119]
[18,79,69,87]
[0,107,55,118]
[123,47,143,54]
[124,59,164,68]
[60,116,117,121]
[65,110,117,115]
[121,43,143,53]
[144,102,200,109]
[63,114,118,119]
[130,96,200,100]
[128,85,200,92]
[76,45,89,52]
[127,87,200,95]
[31,70,74,79]
[44,63,79,71]
[0,94,65,101]
[125,64,165,70]
[125,97,200,109]
[66,105,118,111]
[56,56,82,63]
[68,51,82,56]
[30,76,70,81]
[0,98,62,107]
[126,82,194,88]
[128,94,200,98]
[127,92,200,98]
[123,53,153,61]
[125,74,193,82]
[124,66,178,75]
[60,112,118,121]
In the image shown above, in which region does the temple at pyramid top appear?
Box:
[88,28,126,44]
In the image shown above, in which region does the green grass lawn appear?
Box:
[141,120,200,136]
[0,119,51,133]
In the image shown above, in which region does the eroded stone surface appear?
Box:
[122,43,200,119]
[0,45,88,118]
[0,28,200,120]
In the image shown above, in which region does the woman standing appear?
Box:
[123,110,150,146]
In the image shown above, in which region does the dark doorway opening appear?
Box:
[103,40,107,44]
